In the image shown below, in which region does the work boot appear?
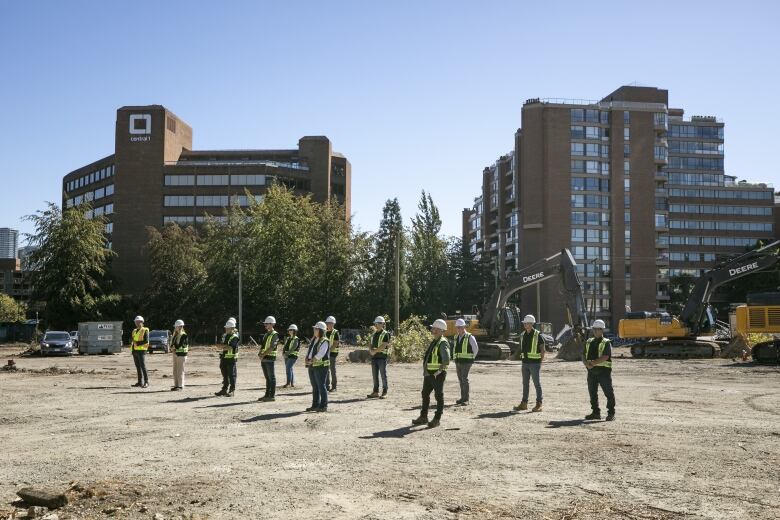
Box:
[532,402,543,412]
[306,406,318,412]
[281,384,289,389]
[455,400,468,407]
[225,391,234,397]
[380,390,388,399]
[142,383,149,389]
[215,388,227,396]
[330,387,337,393]
[606,412,615,422]
[513,401,528,411]
[131,382,142,387]
[316,407,327,413]
[427,417,441,428]
[366,391,380,399]
[585,411,601,420]
[412,415,429,426]
[170,387,177,391]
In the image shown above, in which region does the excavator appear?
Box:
[729,292,780,364]
[457,249,590,360]
[619,240,779,358]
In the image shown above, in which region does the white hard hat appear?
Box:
[592,319,606,329]
[431,319,448,331]
[522,315,536,324]
[134,316,144,322]
[314,321,327,331]
[174,319,184,327]
[374,316,386,324]
[455,318,466,327]
[224,318,236,328]
[325,316,336,324]
[264,316,276,325]
[288,324,298,331]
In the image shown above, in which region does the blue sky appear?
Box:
[1,0,778,242]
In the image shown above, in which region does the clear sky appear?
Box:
[1,0,778,243]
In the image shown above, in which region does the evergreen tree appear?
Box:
[408,191,448,319]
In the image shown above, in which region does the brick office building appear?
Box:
[62,106,351,295]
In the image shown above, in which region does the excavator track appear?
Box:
[752,339,780,364]
[629,339,721,359]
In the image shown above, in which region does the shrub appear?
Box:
[389,315,432,363]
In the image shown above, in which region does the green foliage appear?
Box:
[24,202,118,328]
[0,294,26,323]
[408,191,449,319]
[389,315,432,363]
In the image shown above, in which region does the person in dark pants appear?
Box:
[366,316,391,399]
[215,318,239,397]
[282,324,301,388]
[513,314,544,412]
[170,319,189,390]
[584,319,616,421]
[305,321,330,412]
[130,315,149,388]
[452,318,479,405]
[412,319,450,428]
[324,316,340,392]
[258,316,279,402]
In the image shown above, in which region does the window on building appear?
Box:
[624,144,630,157]
[164,175,195,186]
[231,175,266,186]
[623,111,630,124]
[164,195,195,207]
[197,175,229,186]
[624,127,630,141]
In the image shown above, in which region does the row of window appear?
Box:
[163,215,230,225]
[669,252,718,262]
[574,263,612,277]
[571,194,610,209]
[571,211,610,226]
[570,109,609,124]
[571,228,610,244]
[668,188,773,200]
[163,195,264,207]
[571,177,610,192]
[84,203,113,219]
[669,236,767,247]
[570,142,610,158]
[572,246,611,261]
[669,220,772,231]
[668,173,724,186]
[66,184,115,207]
[164,174,267,186]
[65,165,115,192]
[667,157,724,170]
[669,204,772,216]
[668,141,724,155]
[571,160,610,175]
[570,126,608,140]
[668,125,723,139]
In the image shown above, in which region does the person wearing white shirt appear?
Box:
[305,321,331,412]
[452,319,479,405]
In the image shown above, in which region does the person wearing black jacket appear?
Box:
[282,324,301,388]
[170,319,189,391]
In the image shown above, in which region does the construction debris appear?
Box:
[16,487,68,509]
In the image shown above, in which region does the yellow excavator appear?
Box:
[619,240,779,358]
[729,292,780,363]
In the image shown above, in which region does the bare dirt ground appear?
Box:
[1,345,778,520]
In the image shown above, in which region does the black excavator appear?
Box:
[619,240,779,358]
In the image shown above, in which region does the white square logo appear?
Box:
[129,114,152,135]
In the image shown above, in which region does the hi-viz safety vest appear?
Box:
[425,337,450,372]
[223,332,239,360]
[284,336,300,358]
[261,330,279,360]
[172,330,188,355]
[326,328,339,354]
[370,329,390,358]
[453,332,475,361]
[585,337,612,368]
[520,329,541,360]
[131,327,149,351]
[311,336,331,367]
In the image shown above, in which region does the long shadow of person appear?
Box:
[546,419,588,428]
[359,425,427,439]
[474,410,516,419]
[240,411,303,423]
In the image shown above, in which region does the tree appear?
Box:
[0,294,26,323]
[24,202,117,328]
[143,223,208,337]
[407,191,448,319]
[445,237,489,316]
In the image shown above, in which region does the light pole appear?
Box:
[394,232,400,334]
[590,258,598,323]
[238,262,243,342]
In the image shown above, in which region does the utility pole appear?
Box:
[238,262,243,342]
[590,258,598,323]
[394,232,400,334]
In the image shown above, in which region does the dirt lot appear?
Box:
[1,345,778,520]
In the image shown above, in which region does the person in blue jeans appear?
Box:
[513,314,545,412]
[366,316,391,399]
[305,321,330,412]
[282,324,301,388]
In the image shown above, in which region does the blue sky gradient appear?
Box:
[1,0,778,242]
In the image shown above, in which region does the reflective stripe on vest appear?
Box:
[426,337,449,371]
[224,332,239,359]
[585,338,612,368]
[311,337,331,367]
[453,332,475,360]
[327,329,339,353]
[262,330,278,359]
[521,329,541,359]
[172,331,188,354]
[132,327,149,351]
[284,336,300,358]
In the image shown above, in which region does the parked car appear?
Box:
[69,331,79,349]
[40,331,74,356]
[148,330,170,353]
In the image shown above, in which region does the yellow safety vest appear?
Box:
[261,330,279,360]
[453,332,475,360]
[585,338,612,368]
[426,337,449,371]
[132,327,149,351]
[327,329,339,354]
[520,329,541,360]
[311,337,331,367]
[223,332,239,360]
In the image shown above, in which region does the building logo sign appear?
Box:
[129,114,152,142]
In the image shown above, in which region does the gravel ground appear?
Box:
[1,345,778,520]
